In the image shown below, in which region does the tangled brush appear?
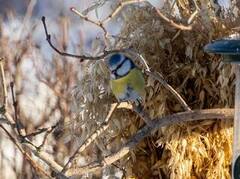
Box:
[71,1,239,178]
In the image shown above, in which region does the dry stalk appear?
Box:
[0,58,7,107]
[0,125,52,178]
[61,102,120,173]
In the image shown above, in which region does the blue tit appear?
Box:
[106,53,145,103]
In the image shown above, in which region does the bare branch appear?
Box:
[66,108,234,176]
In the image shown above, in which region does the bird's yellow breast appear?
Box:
[110,68,145,101]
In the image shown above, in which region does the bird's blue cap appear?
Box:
[108,53,122,67]
[204,34,240,63]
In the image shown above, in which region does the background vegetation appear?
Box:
[0,0,239,178]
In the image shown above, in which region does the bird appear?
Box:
[106,53,145,105]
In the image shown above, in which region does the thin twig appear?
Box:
[66,108,234,176]
[131,54,190,111]
[41,16,129,61]
[22,123,57,150]
[145,71,191,111]
[101,0,146,24]
[70,7,109,46]
[61,103,119,173]
[155,0,199,33]
[138,54,150,71]
[187,8,199,25]
[23,124,57,138]
[155,8,192,30]
[16,0,37,41]
[37,124,56,150]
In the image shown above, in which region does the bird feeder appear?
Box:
[204,34,240,179]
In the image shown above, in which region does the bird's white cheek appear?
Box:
[116,60,131,76]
